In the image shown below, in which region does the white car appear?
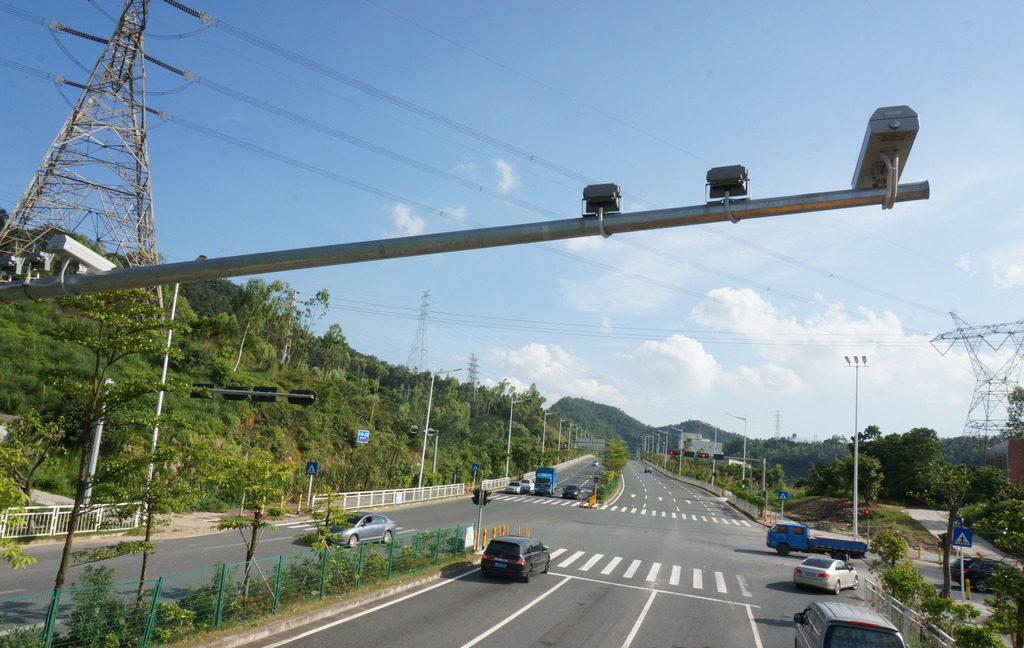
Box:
[519,479,533,494]
[793,556,859,594]
[505,481,522,494]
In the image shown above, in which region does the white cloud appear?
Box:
[386,203,425,237]
[492,342,624,405]
[494,159,521,193]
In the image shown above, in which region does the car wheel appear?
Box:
[852,575,859,589]
[776,544,790,556]
[833,580,842,595]
[974,580,991,593]
[523,566,533,583]
[347,534,359,547]
[382,530,393,544]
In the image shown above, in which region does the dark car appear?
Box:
[481,535,551,582]
[562,484,581,500]
[950,557,1012,593]
[328,513,397,547]
[643,467,652,473]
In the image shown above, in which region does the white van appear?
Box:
[794,602,905,648]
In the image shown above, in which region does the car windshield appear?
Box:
[801,557,835,568]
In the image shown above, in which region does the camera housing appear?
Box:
[47,234,116,273]
[852,105,919,190]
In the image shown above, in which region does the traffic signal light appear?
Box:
[472,488,481,505]
[483,490,491,505]
[862,508,871,517]
[683,451,695,458]
[697,452,710,459]
[668,449,679,456]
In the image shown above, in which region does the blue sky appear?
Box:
[2,1,1023,441]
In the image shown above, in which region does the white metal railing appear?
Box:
[310,483,468,511]
[309,457,595,512]
[865,580,955,648]
[0,503,142,539]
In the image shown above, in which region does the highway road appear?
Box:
[7,460,871,646]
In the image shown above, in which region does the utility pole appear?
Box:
[0,0,159,268]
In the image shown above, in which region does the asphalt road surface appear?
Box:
[8,461,871,646]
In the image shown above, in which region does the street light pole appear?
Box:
[558,419,565,460]
[726,413,747,484]
[542,411,554,461]
[845,356,867,540]
[506,398,526,478]
[417,367,461,488]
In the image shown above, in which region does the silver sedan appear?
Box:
[793,556,859,594]
[329,513,397,547]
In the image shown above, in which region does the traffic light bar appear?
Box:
[471,488,492,505]
[190,384,316,405]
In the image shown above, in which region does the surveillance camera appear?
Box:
[46,234,116,273]
[852,105,919,190]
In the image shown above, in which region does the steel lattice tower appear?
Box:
[931,313,1024,436]
[406,290,430,373]
[0,0,159,268]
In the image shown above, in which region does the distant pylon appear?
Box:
[0,0,159,268]
[406,290,430,373]
[931,313,1024,436]
[467,353,479,402]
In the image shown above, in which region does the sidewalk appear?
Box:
[901,508,1009,562]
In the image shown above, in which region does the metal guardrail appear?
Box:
[311,483,468,511]
[311,457,595,512]
[0,503,141,539]
[865,580,955,648]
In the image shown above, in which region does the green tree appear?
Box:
[862,427,942,500]
[211,449,292,587]
[868,528,909,574]
[0,442,37,569]
[1005,385,1024,440]
[918,462,1012,598]
[45,289,188,591]
[93,431,206,586]
[6,409,66,502]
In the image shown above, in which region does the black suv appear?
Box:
[562,484,580,500]
[481,535,551,582]
[950,557,1013,593]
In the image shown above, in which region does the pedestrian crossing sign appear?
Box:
[951,526,973,548]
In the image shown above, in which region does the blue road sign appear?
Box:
[471,463,480,473]
[305,461,319,476]
[356,429,370,444]
[777,491,789,501]
[951,526,973,548]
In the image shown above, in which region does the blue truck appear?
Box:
[766,522,868,559]
[534,467,557,496]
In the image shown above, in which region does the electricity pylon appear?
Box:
[406,290,431,373]
[0,0,159,268]
[931,313,1024,436]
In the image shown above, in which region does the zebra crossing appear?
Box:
[547,547,753,597]
[490,494,753,527]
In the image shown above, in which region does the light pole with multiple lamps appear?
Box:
[725,413,748,484]
[845,355,867,540]
[558,419,566,460]
[506,398,526,478]
[415,367,461,488]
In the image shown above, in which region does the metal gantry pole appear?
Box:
[0,183,930,304]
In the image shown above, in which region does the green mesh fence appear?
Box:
[0,524,472,648]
